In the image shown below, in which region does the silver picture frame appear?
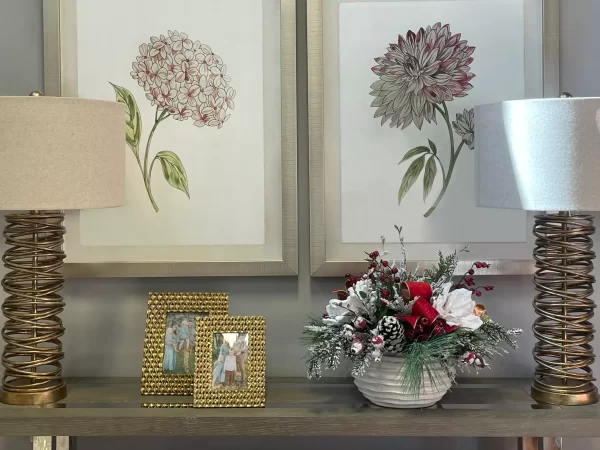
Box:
[43,0,298,277]
[307,0,560,277]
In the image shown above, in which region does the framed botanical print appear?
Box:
[141,292,228,395]
[43,0,297,277]
[194,316,266,407]
[307,0,559,276]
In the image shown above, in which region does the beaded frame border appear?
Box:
[141,292,228,395]
[194,316,266,408]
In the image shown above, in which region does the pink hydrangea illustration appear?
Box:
[111,30,235,212]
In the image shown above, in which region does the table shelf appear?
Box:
[1,377,599,437]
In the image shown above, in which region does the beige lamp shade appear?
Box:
[0,96,125,210]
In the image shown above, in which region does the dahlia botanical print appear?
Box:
[370,23,475,217]
[110,30,235,212]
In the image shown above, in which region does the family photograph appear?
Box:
[212,332,249,390]
[162,312,203,375]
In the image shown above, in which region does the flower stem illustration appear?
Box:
[111,30,235,212]
[370,23,475,218]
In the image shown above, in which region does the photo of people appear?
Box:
[162,312,206,375]
[212,332,249,390]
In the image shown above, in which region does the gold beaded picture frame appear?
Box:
[194,316,266,408]
[141,292,228,395]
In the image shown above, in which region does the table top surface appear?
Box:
[0,377,598,437]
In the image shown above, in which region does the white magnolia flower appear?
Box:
[348,279,370,301]
[325,293,363,321]
[432,282,483,330]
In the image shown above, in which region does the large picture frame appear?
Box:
[307,0,560,277]
[141,292,228,396]
[43,0,297,277]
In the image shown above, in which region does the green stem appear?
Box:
[143,108,169,213]
[424,103,461,218]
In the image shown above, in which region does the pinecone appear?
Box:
[378,316,405,354]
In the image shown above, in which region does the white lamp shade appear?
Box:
[475,97,600,211]
[0,96,126,210]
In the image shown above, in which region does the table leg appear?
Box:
[32,436,71,450]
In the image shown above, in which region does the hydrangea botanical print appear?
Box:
[370,23,475,217]
[110,30,235,212]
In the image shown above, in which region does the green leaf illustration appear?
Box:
[399,146,429,164]
[109,82,142,159]
[423,156,438,201]
[428,139,438,155]
[398,154,426,204]
[155,151,190,198]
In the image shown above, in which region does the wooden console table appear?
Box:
[1,378,597,449]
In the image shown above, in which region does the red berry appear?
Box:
[371,251,379,258]
[475,262,482,268]
[475,290,482,297]
[394,277,401,283]
[380,274,386,281]
[391,267,399,274]
[370,262,377,269]
[381,290,390,298]
[468,269,475,275]
[382,261,389,267]
[345,273,352,279]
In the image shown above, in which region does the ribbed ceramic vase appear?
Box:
[353,356,453,408]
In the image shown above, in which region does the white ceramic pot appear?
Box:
[353,356,453,408]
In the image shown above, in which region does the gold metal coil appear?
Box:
[0,211,67,405]
[532,212,598,405]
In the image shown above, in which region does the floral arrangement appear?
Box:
[110,30,234,212]
[303,228,522,393]
[370,23,476,217]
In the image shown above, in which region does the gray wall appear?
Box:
[0,0,598,448]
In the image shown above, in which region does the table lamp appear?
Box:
[476,95,600,405]
[0,94,125,405]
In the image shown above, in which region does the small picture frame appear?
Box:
[194,316,266,408]
[141,292,228,395]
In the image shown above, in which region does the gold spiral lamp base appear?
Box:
[532,212,599,405]
[0,211,67,405]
